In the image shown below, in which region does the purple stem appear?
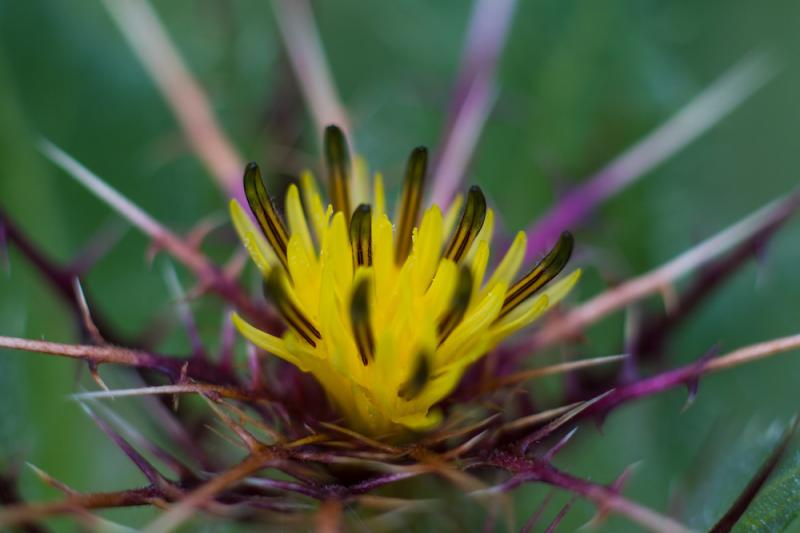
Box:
[524,179,611,260]
[512,356,717,453]
[244,477,324,500]
[0,219,9,275]
[271,0,351,138]
[577,358,708,428]
[630,201,792,363]
[92,401,197,481]
[0,207,121,344]
[523,53,775,261]
[544,495,577,533]
[347,471,422,495]
[521,490,556,533]
[140,393,217,472]
[81,404,167,488]
[484,451,689,532]
[430,0,517,208]
[542,427,578,462]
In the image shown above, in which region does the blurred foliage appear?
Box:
[738,451,800,532]
[1,0,800,530]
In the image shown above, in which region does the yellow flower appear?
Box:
[230,126,580,437]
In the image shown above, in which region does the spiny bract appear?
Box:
[230,126,580,437]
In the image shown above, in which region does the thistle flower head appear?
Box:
[230,126,581,436]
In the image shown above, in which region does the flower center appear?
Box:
[230,125,580,437]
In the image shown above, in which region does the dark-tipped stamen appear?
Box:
[243,162,290,271]
[263,271,321,347]
[437,266,473,345]
[324,125,351,216]
[349,204,372,268]
[497,231,574,320]
[395,146,428,265]
[398,351,431,401]
[349,277,375,365]
[443,186,487,263]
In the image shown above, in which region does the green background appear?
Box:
[1,1,800,530]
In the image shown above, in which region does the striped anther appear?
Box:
[263,271,321,347]
[398,351,431,401]
[349,277,375,365]
[395,146,428,264]
[437,266,473,345]
[324,125,351,216]
[443,186,487,263]
[243,162,290,271]
[498,231,574,320]
[349,204,373,268]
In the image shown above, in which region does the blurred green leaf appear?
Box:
[672,420,789,530]
[734,455,800,532]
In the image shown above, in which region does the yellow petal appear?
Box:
[371,213,396,313]
[373,329,399,407]
[321,212,354,299]
[373,172,386,221]
[540,268,582,308]
[300,170,329,241]
[229,199,277,272]
[423,259,458,321]
[489,269,581,345]
[285,184,317,265]
[391,408,443,432]
[287,235,320,313]
[411,206,443,293]
[465,208,494,263]
[469,240,490,296]
[413,364,470,407]
[480,231,526,299]
[319,268,366,384]
[231,313,299,366]
[489,294,549,344]
[438,282,506,366]
[351,155,369,207]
